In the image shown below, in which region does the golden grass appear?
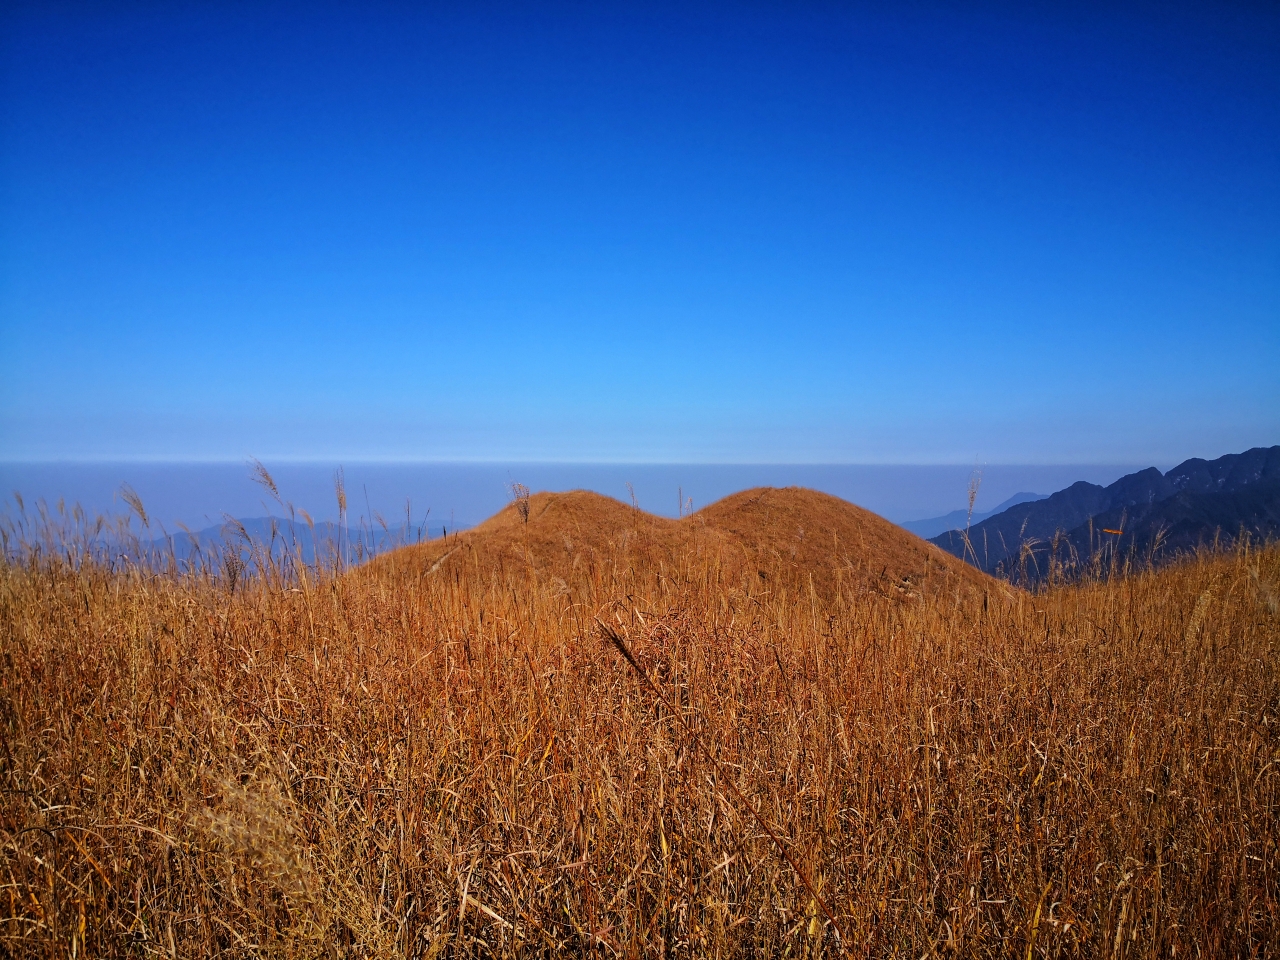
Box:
[370,487,997,603]
[2,496,1278,957]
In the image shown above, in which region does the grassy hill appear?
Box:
[370,485,995,602]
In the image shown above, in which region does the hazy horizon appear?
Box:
[0,459,1160,530]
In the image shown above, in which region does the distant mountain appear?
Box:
[931,446,1280,579]
[901,492,1047,540]
[147,516,454,567]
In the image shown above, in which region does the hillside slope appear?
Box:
[1059,482,1280,565]
[370,486,997,600]
[932,445,1280,577]
[696,486,992,598]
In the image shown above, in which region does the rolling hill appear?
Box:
[370,485,998,600]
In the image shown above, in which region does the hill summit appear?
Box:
[371,485,997,600]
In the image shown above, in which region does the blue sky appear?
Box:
[2,1,1277,464]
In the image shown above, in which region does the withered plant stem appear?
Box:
[599,618,848,952]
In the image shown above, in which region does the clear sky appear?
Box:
[2,1,1277,464]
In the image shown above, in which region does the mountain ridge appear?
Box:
[931,445,1280,578]
[900,492,1048,539]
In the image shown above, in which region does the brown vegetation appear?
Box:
[369,486,995,603]
[2,490,1279,957]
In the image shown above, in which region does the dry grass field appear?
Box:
[2,487,1278,957]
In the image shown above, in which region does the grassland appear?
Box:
[2,490,1278,957]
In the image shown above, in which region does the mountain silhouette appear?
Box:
[930,445,1280,578]
[900,492,1047,539]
